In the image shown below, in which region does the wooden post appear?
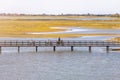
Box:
[0,46,1,54]
[71,46,74,51]
[18,46,20,53]
[22,41,23,46]
[16,41,17,46]
[106,46,109,53]
[36,46,38,52]
[39,41,40,46]
[53,46,56,52]
[10,41,12,46]
[89,46,92,53]
[4,41,6,46]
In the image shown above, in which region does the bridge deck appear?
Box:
[0,40,119,53]
[0,40,120,47]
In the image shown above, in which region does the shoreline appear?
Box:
[0,34,118,38]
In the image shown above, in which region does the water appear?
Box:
[0,47,120,80]
[0,36,120,80]
[27,26,120,35]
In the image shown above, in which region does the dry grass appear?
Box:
[107,37,120,42]
[0,16,120,38]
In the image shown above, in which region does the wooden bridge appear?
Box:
[0,40,120,53]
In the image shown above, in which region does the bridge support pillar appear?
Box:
[106,46,109,53]
[53,46,56,52]
[71,46,74,51]
[18,46,20,53]
[0,46,1,53]
[36,46,38,52]
[89,46,92,53]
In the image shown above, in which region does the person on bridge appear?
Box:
[57,37,63,45]
[58,37,61,42]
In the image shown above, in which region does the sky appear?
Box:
[0,0,120,14]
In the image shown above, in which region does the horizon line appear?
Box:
[0,13,119,15]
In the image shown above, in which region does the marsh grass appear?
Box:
[0,16,120,38]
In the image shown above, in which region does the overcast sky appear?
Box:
[0,0,120,14]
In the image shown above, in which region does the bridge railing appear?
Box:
[0,40,120,47]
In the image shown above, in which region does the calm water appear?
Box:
[0,47,120,80]
[0,37,120,80]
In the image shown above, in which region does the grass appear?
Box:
[0,16,120,38]
[107,37,120,42]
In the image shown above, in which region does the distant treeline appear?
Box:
[0,13,120,17]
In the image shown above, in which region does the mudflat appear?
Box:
[0,15,119,38]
